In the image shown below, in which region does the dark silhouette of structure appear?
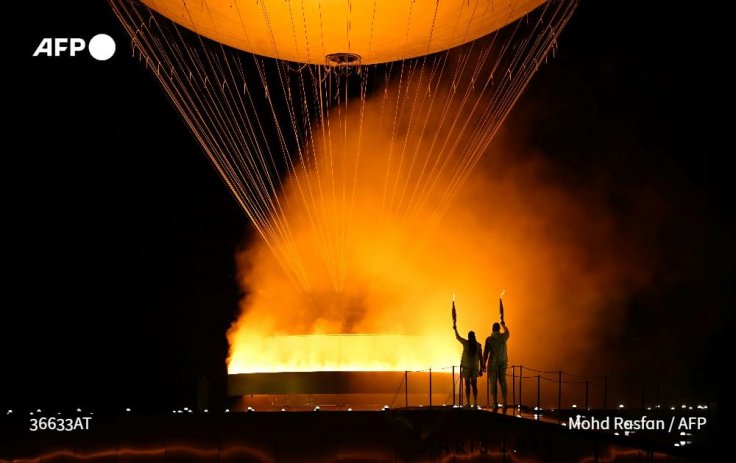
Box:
[196,375,210,412]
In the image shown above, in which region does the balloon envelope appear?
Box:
[140,0,546,64]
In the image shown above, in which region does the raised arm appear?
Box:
[502,321,510,339]
[454,326,463,343]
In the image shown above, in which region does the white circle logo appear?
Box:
[88,34,116,61]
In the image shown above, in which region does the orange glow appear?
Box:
[227,75,496,373]
[228,334,452,373]
[227,63,653,375]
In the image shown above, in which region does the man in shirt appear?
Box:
[483,319,510,413]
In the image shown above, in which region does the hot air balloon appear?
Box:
[109,0,577,374]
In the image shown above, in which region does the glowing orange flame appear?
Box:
[228,334,453,373]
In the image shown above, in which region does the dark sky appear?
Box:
[4,1,733,414]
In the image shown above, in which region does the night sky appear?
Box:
[5,0,733,417]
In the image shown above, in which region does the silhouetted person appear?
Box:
[454,326,483,408]
[484,320,510,412]
[196,375,210,412]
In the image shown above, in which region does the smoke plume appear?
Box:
[227,66,655,376]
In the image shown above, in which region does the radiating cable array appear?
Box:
[110,0,577,293]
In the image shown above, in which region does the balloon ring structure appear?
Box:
[140,0,547,65]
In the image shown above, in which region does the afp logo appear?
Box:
[33,34,116,61]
